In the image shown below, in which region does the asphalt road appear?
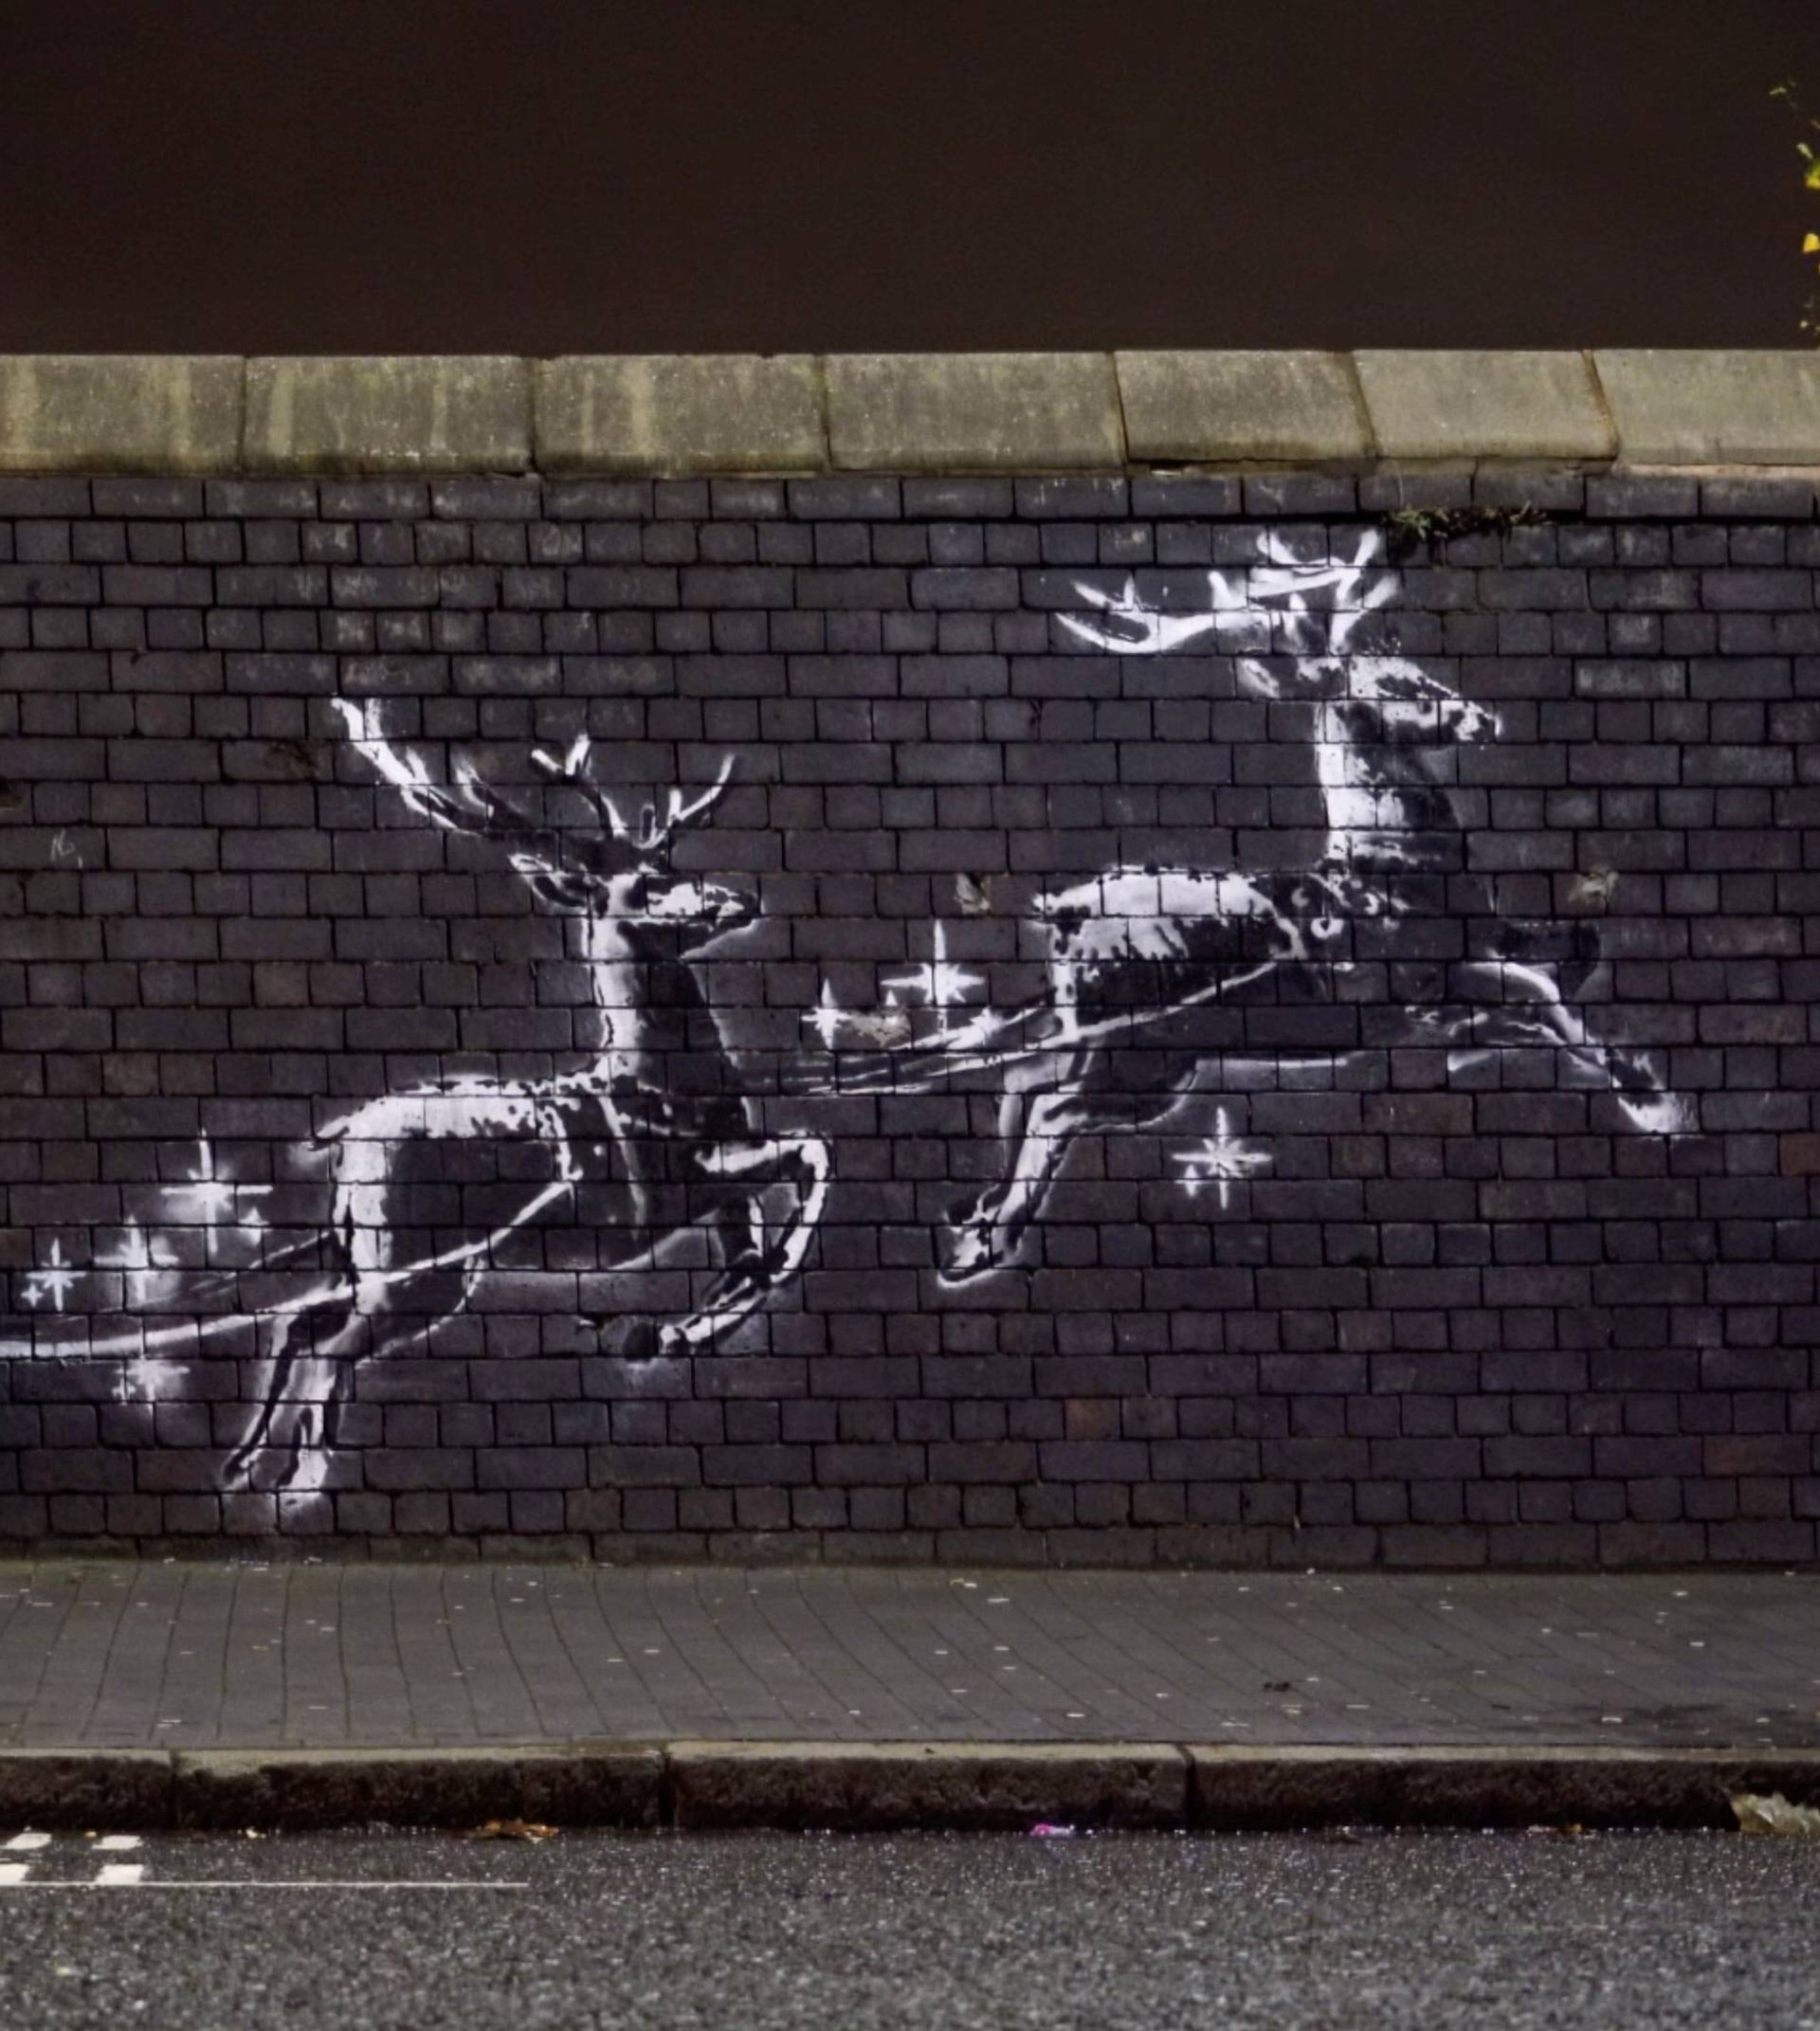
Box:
[0,1830,1815,2030]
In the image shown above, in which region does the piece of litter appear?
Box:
[1029,1822,1076,1839]
[1731,1792,1820,1838]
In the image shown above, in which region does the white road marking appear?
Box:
[0,1831,526,1890]
[0,1880,527,1891]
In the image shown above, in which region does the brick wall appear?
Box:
[0,464,1814,1565]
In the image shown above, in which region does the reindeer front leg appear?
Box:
[1445,961,1688,1133]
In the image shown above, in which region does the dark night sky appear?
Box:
[1,0,1817,353]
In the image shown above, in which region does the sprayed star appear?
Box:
[177,1135,272,1225]
[882,924,986,1026]
[96,1217,184,1312]
[805,984,848,1049]
[1171,1111,1272,1210]
[22,1240,80,1313]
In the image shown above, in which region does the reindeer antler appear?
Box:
[658,753,737,841]
[530,734,645,847]
[336,700,613,873]
[531,740,736,859]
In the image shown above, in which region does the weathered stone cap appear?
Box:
[0,356,242,473]
[1,352,1819,472]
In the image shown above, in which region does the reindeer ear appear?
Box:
[509,856,585,910]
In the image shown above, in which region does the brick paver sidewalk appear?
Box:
[0,1562,1813,1752]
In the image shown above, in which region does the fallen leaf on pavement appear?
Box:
[467,1819,558,1842]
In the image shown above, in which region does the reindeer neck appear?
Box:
[576,916,644,1056]
[580,916,712,1064]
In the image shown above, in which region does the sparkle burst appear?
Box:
[22,1240,80,1313]
[881,922,986,1031]
[177,1134,272,1229]
[1171,1110,1272,1211]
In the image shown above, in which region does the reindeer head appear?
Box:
[1325,658,1500,754]
[333,704,754,952]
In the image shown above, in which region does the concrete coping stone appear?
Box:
[824,353,1126,471]
[1,353,1819,474]
[0,356,242,475]
[537,355,826,474]
[1355,350,1615,461]
[1118,350,1373,462]
[1595,350,1820,464]
[244,356,534,474]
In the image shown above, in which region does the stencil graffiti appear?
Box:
[803,531,1684,1278]
[321,707,828,1351]
[0,530,1684,1495]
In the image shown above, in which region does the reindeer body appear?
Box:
[941,864,1355,1278]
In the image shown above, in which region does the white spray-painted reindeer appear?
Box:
[937,533,1684,1278]
[317,704,828,1349]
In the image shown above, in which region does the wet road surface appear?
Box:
[0,1827,1814,2029]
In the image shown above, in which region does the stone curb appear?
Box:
[667,1741,1189,1831]
[1,353,1817,474]
[1,1744,1815,1832]
[1186,1747,1820,1830]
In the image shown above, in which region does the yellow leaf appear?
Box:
[1804,161,1820,188]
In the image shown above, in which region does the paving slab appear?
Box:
[0,1563,1811,1752]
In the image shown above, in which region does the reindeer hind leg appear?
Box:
[223,1304,356,1492]
[656,1134,829,1356]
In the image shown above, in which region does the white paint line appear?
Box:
[5,1832,51,1851]
[96,1862,145,1885]
[96,1834,141,1851]
[0,1863,30,1885]
[0,1880,528,1891]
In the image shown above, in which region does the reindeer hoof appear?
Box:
[940,1219,1002,1282]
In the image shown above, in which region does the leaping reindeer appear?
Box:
[79,713,828,1489]
[934,535,1685,1278]
[223,710,827,1473]
[319,703,828,1356]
